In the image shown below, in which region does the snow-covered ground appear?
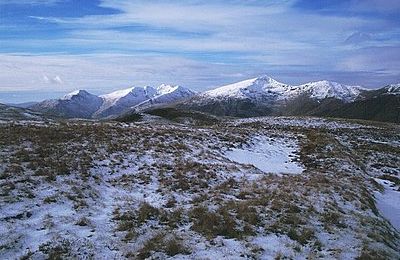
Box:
[0,117,399,259]
[374,178,400,230]
[231,116,377,129]
[224,136,304,175]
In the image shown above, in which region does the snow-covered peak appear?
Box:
[156,84,196,96]
[299,80,363,102]
[100,87,135,101]
[94,86,157,118]
[132,84,196,111]
[386,84,400,94]
[100,86,156,105]
[200,76,364,102]
[156,84,179,95]
[62,90,93,100]
[204,76,289,99]
[256,75,284,85]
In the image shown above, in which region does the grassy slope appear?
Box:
[0,118,399,259]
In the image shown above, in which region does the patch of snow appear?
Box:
[223,136,304,175]
[374,178,400,230]
[156,84,180,95]
[100,87,134,101]
[61,90,82,100]
[231,116,375,129]
[22,112,41,119]
[61,90,93,100]
[251,234,303,259]
[386,84,400,95]
[188,237,248,259]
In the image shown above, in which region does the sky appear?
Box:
[0,0,399,103]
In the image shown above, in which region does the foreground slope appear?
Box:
[0,117,399,259]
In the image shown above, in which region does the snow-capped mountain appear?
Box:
[93,86,157,118]
[31,84,195,119]
[180,76,398,120]
[384,84,400,95]
[133,84,196,111]
[27,77,399,122]
[201,76,363,102]
[31,90,103,118]
[297,80,364,102]
[203,76,289,100]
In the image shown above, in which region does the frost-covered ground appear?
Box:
[0,116,399,259]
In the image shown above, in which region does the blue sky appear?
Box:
[0,0,399,102]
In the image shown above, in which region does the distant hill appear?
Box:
[30,90,103,118]
[7,102,38,108]
[0,103,45,121]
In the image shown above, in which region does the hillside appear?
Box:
[0,117,398,259]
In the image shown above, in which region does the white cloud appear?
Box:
[0,53,262,93]
[30,1,293,34]
[1,51,397,98]
[43,75,63,84]
[338,46,400,75]
[25,0,379,63]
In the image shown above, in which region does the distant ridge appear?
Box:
[30,84,196,119]
[179,76,399,122]
[200,76,364,102]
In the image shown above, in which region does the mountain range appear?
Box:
[30,84,196,119]
[178,76,400,122]
[22,76,400,122]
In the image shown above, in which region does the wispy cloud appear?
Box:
[0,53,263,93]
[25,1,374,57]
[1,0,399,96]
